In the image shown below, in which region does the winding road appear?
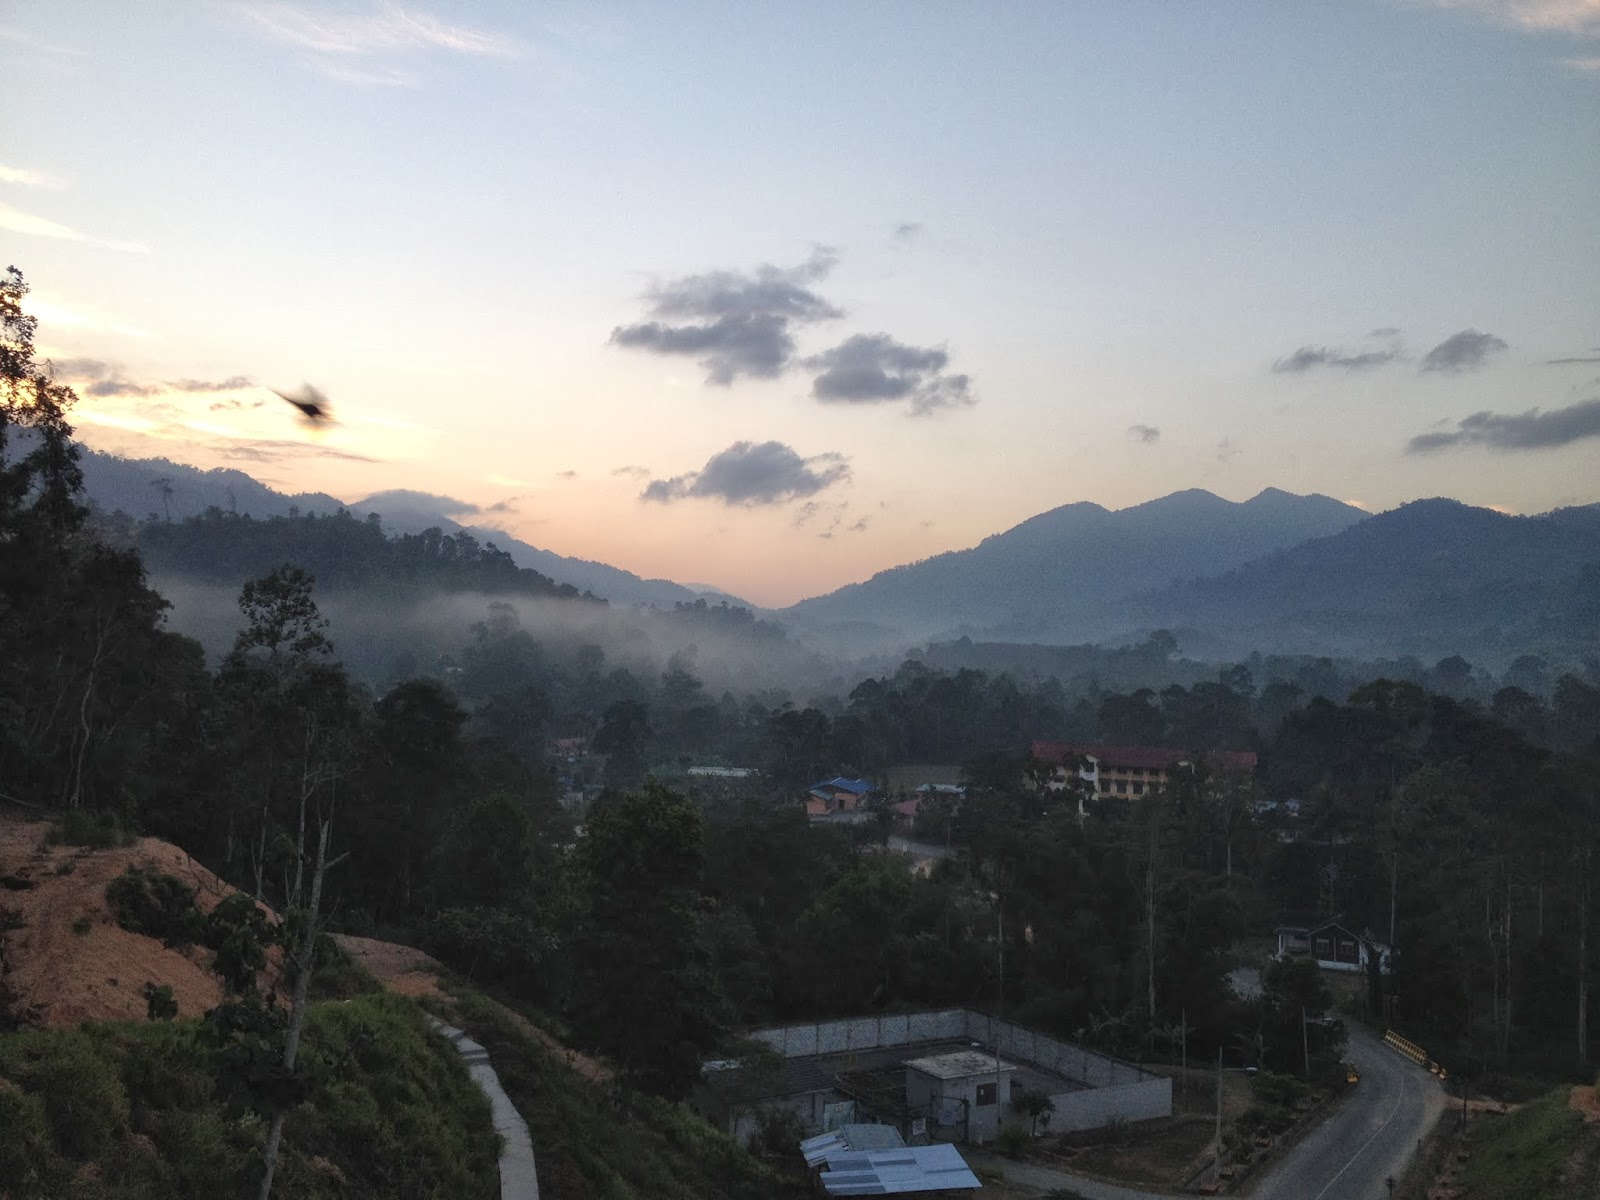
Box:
[978,1027,1446,1200]
[1250,1027,1447,1200]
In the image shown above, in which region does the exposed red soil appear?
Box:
[1571,1085,1600,1124]
[0,818,277,1027]
[333,931,615,1084]
[331,933,447,1001]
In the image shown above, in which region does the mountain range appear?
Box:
[780,488,1368,642]
[73,447,742,611]
[71,444,1600,666]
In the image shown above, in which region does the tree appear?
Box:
[569,783,725,1096]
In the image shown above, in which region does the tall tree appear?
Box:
[569,783,725,1096]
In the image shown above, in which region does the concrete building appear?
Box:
[697,1009,1170,1148]
[904,1050,1018,1144]
[1032,740,1257,813]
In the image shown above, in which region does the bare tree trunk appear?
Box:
[1580,848,1591,1065]
[1146,832,1157,1026]
[1502,877,1513,1057]
[257,817,333,1200]
[68,620,107,809]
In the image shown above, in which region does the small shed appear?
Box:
[904,1049,1016,1144]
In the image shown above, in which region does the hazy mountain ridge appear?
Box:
[72,445,749,611]
[1123,498,1600,661]
[783,486,1369,641]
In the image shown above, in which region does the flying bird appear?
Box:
[271,383,333,424]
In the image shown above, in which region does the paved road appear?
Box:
[1249,1027,1447,1200]
[975,1027,1445,1200]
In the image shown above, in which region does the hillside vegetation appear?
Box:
[1457,1087,1595,1200]
[0,991,499,1200]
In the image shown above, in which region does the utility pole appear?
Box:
[1302,1006,1311,1080]
[994,899,1004,1136]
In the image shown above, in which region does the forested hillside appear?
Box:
[7,265,1600,1197]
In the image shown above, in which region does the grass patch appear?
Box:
[0,992,499,1199]
[1457,1086,1586,1200]
[435,981,810,1200]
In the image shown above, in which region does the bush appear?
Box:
[306,934,382,1001]
[143,982,178,1021]
[72,914,92,936]
[47,808,133,849]
[995,1118,1033,1157]
[105,867,206,948]
[205,892,278,994]
[752,1106,806,1156]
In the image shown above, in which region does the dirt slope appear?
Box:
[0,818,270,1027]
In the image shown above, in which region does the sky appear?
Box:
[3,0,1598,607]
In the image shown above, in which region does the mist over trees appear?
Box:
[6,263,1600,1166]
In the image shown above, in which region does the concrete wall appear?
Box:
[749,1010,967,1058]
[966,1013,1153,1087]
[741,1009,1171,1136]
[1048,1076,1174,1133]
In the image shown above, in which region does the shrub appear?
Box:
[72,914,92,936]
[205,892,278,994]
[143,982,178,1021]
[752,1106,806,1156]
[995,1118,1034,1157]
[47,808,132,849]
[105,867,206,948]
[306,934,382,1001]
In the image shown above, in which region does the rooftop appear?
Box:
[904,1050,1019,1080]
[819,1144,981,1196]
[1032,739,1258,773]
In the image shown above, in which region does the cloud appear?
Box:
[611,464,651,479]
[209,398,268,412]
[313,60,413,86]
[1548,348,1600,364]
[610,249,841,385]
[214,440,381,464]
[1422,1,1600,36]
[892,221,923,241]
[357,488,479,513]
[239,3,516,57]
[1128,423,1161,444]
[483,496,522,514]
[48,357,112,380]
[0,202,148,253]
[1272,344,1401,373]
[0,163,63,188]
[641,440,849,506]
[1368,326,1402,337]
[86,377,157,398]
[556,469,578,480]
[1421,328,1508,372]
[1565,54,1600,69]
[1405,396,1600,452]
[168,374,255,393]
[805,333,975,415]
[1216,437,1241,463]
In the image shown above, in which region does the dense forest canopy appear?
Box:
[5,266,1600,1147]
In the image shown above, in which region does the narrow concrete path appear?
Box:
[432,1019,540,1200]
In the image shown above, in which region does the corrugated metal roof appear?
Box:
[801,1124,906,1167]
[812,776,874,794]
[819,1144,981,1195]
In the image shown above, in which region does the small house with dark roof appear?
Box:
[1275,912,1390,974]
